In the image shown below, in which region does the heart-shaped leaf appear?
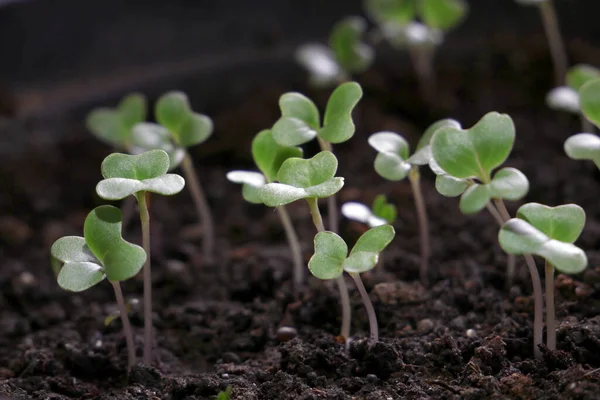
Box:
[277,151,338,188]
[419,0,467,31]
[516,203,585,243]
[458,167,528,214]
[567,64,600,91]
[499,218,587,274]
[226,170,266,204]
[155,91,214,147]
[564,133,600,168]
[272,93,320,147]
[369,132,412,181]
[295,44,342,87]
[329,16,374,74]
[308,231,347,280]
[341,201,388,227]
[177,113,213,147]
[97,150,185,200]
[319,81,363,143]
[364,0,416,25]
[431,111,515,181]
[252,130,304,182]
[371,194,397,224]
[259,178,345,207]
[51,236,106,291]
[580,79,600,129]
[345,224,395,273]
[131,122,185,170]
[83,205,146,282]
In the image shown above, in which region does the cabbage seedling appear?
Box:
[515,0,567,86]
[296,16,373,87]
[272,81,363,233]
[51,205,146,368]
[259,151,353,342]
[364,0,467,100]
[499,203,587,353]
[546,64,600,132]
[96,149,185,365]
[133,91,216,262]
[85,93,147,151]
[367,119,459,284]
[308,224,396,342]
[226,129,305,294]
[342,194,397,228]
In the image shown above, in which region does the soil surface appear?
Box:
[3,37,600,399]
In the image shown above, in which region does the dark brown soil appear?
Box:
[3,37,600,399]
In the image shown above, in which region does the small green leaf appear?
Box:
[435,173,469,197]
[329,16,374,74]
[308,231,347,279]
[364,0,416,25]
[498,218,587,274]
[118,93,147,128]
[280,93,321,130]
[371,194,397,223]
[579,79,600,129]
[83,206,146,282]
[564,133,600,168]
[343,251,379,273]
[252,130,304,182]
[489,167,529,200]
[416,118,462,151]
[226,170,266,204]
[178,113,213,147]
[86,109,129,148]
[272,93,320,146]
[459,184,491,214]
[419,0,468,31]
[277,151,338,188]
[156,91,190,133]
[259,178,344,207]
[516,203,585,243]
[295,44,342,86]
[567,64,600,91]
[369,132,412,181]
[272,117,319,147]
[51,236,106,291]
[319,82,363,143]
[431,112,515,181]
[351,224,395,255]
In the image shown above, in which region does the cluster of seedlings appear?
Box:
[47,1,596,389]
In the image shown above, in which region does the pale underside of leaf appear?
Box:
[296,44,342,86]
[96,175,185,200]
[57,261,106,292]
[564,133,600,168]
[343,251,379,273]
[374,152,411,181]
[272,117,318,147]
[341,202,388,227]
[259,178,344,207]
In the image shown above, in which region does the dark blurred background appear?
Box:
[0,0,598,160]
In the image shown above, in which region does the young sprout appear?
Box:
[135,91,215,262]
[296,16,374,87]
[515,0,567,86]
[499,203,587,353]
[50,205,146,368]
[430,112,544,357]
[96,149,185,365]
[85,93,147,151]
[226,129,305,295]
[272,81,363,233]
[308,225,396,342]
[547,64,600,132]
[259,151,353,343]
[342,194,397,228]
[367,119,459,284]
[578,78,600,129]
[364,0,467,100]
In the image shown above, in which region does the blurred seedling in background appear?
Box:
[51,205,146,368]
[564,78,600,160]
[226,129,305,296]
[367,119,459,285]
[135,91,215,262]
[296,16,373,87]
[499,203,586,355]
[364,0,467,100]
[96,149,185,365]
[308,224,395,343]
[430,112,543,358]
[272,81,363,234]
[342,194,397,274]
[515,0,567,86]
[258,151,353,343]
[546,64,599,132]
[216,387,232,400]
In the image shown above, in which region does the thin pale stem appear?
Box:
[181,151,215,263]
[408,168,430,286]
[581,114,595,133]
[276,205,304,296]
[136,192,153,365]
[316,138,338,233]
[306,197,351,342]
[350,273,378,342]
[486,201,516,288]
[545,260,556,351]
[408,45,436,102]
[539,0,568,86]
[110,281,136,369]
[492,198,511,222]
[524,254,545,360]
